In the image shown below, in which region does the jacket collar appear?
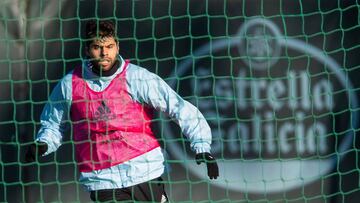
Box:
[82,55,125,82]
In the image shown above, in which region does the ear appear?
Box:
[116,42,120,51]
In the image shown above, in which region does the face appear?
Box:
[86,37,119,71]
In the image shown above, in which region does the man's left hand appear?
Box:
[195,152,219,179]
[25,141,48,162]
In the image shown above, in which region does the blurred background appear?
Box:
[0,0,359,202]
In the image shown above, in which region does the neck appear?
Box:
[91,59,120,77]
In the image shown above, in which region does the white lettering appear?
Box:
[228,123,249,154]
[268,80,285,110]
[307,124,327,153]
[288,71,298,109]
[212,112,329,156]
[251,80,266,109]
[194,66,333,157]
[235,69,334,111]
[295,112,305,154]
[252,114,261,152]
[264,112,276,154]
[279,122,293,153]
[300,71,311,110]
[216,79,233,109]
[314,79,333,110]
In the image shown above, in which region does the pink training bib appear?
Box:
[71,60,160,172]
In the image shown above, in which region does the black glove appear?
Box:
[195,152,219,179]
[25,141,48,162]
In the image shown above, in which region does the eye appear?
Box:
[107,44,114,49]
[92,45,100,50]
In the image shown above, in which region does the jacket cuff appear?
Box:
[194,145,211,154]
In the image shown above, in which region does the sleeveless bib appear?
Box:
[71,61,160,172]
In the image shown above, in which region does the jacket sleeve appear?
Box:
[127,65,212,153]
[36,73,72,155]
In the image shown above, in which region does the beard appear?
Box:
[90,58,120,77]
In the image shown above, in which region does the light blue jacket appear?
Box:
[36,56,212,191]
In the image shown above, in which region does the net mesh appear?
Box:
[0,0,360,202]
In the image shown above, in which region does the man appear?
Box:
[26,20,219,202]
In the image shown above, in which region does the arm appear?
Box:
[26,74,72,161]
[128,65,218,179]
[128,66,212,153]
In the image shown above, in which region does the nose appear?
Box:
[100,47,108,56]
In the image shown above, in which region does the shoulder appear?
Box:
[126,63,158,81]
[50,70,74,101]
[60,69,75,87]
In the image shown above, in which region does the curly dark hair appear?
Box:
[84,20,117,46]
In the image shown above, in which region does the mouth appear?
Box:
[98,59,111,67]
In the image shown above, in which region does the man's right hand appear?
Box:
[25,142,48,162]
